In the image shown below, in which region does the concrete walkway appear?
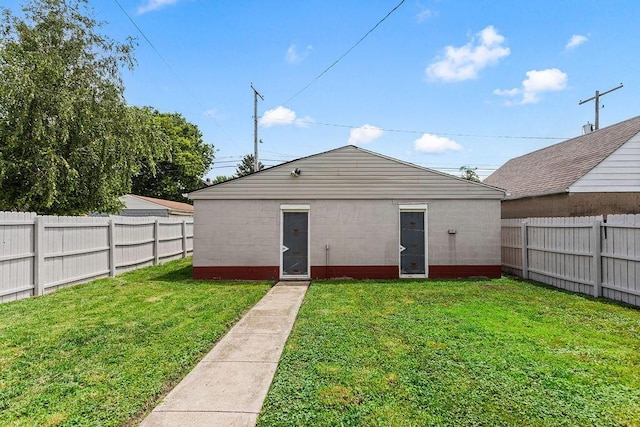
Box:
[141,281,309,427]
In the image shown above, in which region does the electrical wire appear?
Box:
[281,0,406,106]
[111,0,566,160]
[111,0,239,148]
[259,117,569,140]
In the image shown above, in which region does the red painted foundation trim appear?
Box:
[311,265,398,280]
[193,266,279,280]
[193,265,501,280]
[429,265,501,279]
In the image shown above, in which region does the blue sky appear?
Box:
[4,0,639,179]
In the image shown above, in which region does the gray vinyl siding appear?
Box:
[190,146,504,200]
[121,195,165,210]
[570,132,640,193]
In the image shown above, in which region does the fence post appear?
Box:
[521,220,529,279]
[109,218,116,277]
[33,216,45,296]
[182,219,188,258]
[592,220,602,297]
[154,219,160,265]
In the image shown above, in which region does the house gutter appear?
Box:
[504,189,569,201]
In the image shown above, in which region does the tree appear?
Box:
[235,154,264,177]
[0,0,167,214]
[212,176,233,184]
[131,109,214,203]
[459,166,481,183]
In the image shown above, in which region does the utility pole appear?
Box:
[251,83,264,172]
[579,83,623,130]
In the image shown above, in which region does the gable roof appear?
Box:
[190,145,504,200]
[484,116,640,199]
[124,194,194,214]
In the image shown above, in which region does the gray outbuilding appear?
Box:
[189,145,504,280]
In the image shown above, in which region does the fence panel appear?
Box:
[528,216,600,295]
[0,212,193,304]
[502,215,639,308]
[41,215,111,293]
[0,212,37,302]
[114,217,156,274]
[501,219,523,276]
[185,221,194,253]
[158,220,185,263]
[602,214,640,307]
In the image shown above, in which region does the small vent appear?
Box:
[582,122,594,134]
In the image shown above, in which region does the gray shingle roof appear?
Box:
[484,116,640,199]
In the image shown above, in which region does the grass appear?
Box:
[0,258,271,426]
[258,278,640,426]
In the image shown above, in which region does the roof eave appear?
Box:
[504,188,569,200]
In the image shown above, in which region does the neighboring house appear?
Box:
[119,194,194,217]
[485,116,640,219]
[188,145,504,280]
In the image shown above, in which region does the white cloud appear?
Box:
[565,34,588,50]
[493,88,520,97]
[414,133,462,153]
[522,68,568,104]
[426,25,510,82]
[416,8,431,23]
[348,125,383,145]
[494,68,568,105]
[260,106,312,127]
[137,0,179,14]
[286,44,313,64]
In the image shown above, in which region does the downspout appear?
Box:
[325,243,330,279]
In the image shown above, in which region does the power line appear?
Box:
[281,0,406,106]
[259,117,569,140]
[111,0,239,147]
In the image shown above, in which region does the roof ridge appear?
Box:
[505,114,640,163]
[485,115,640,199]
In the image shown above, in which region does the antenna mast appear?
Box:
[251,83,264,172]
[579,83,623,130]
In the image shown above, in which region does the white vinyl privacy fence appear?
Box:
[502,215,640,307]
[0,212,193,303]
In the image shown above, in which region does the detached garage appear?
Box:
[189,146,504,280]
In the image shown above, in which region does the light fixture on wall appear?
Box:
[291,168,301,177]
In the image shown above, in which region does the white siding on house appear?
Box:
[190,146,504,201]
[569,132,640,193]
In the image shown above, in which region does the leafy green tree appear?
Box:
[131,109,214,203]
[0,0,167,214]
[235,154,264,177]
[211,176,233,184]
[459,166,481,182]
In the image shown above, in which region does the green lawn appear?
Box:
[0,258,271,426]
[259,278,640,426]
